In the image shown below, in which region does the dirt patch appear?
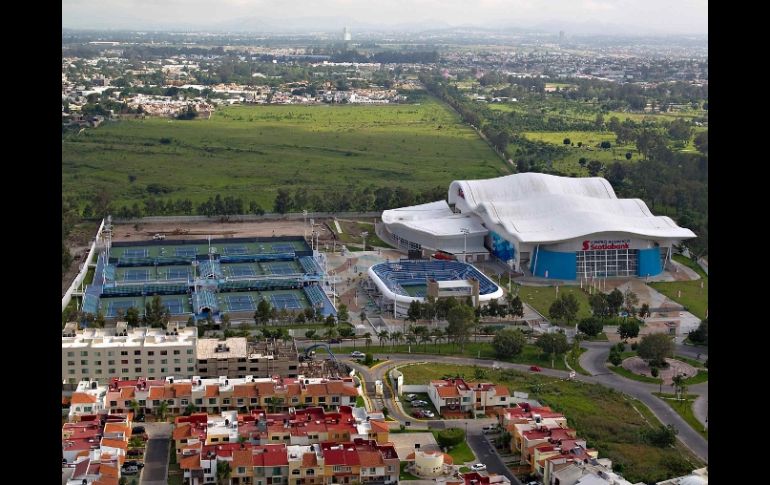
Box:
[112,219,333,242]
[622,357,697,385]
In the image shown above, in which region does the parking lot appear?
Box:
[400,392,440,419]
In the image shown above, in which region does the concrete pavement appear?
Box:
[140,422,172,485]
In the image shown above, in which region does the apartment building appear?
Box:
[62,321,197,384]
[101,375,360,417]
[62,412,133,484]
[196,338,300,379]
[427,378,511,415]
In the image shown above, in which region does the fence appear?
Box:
[62,218,106,312]
[111,211,382,224]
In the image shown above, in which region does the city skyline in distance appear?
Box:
[62,0,708,36]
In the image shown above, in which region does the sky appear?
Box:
[62,0,708,35]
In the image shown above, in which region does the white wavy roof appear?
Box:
[447,173,696,244]
[381,200,487,236]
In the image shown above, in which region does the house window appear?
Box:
[122,368,129,373]
[148,351,155,356]
[94,361,102,366]
[292,469,300,475]
[181,400,189,406]
[331,396,339,403]
[121,360,129,365]
[251,398,258,404]
[120,351,128,356]
[174,350,180,355]
[80,360,88,365]
[67,361,75,366]
[161,350,168,355]
[110,401,118,407]
[95,369,102,374]
[80,351,88,357]
[187,349,193,355]
[195,398,203,405]
[167,399,174,405]
[67,351,74,357]
[306,469,314,476]
[139,400,146,406]
[108,360,115,365]
[174,359,180,364]
[161,368,167,373]
[239,467,247,474]
[109,368,116,374]
[223,398,230,405]
[370,468,376,473]
[175,367,181,372]
[209,398,216,404]
[149,368,155,374]
[292,397,299,403]
[318,397,325,403]
[134,350,141,355]
[148,360,155,364]
[305,397,312,403]
[273,467,281,476]
[68,369,75,375]
[134,359,141,364]
[107,351,114,356]
[212,437,219,442]
[153,400,160,406]
[188,366,195,372]
[237,399,244,405]
[188,358,194,364]
[500,397,506,401]
[476,398,481,403]
[161,359,168,364]
[135,367,142,373]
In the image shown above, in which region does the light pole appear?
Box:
[460,228,469,263]
[361,231,368,252]
[303,209,308,240]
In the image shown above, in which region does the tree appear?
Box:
[216,461,232,485]
[184,403,198,416]
[125,307,140,327]
[446,304,475,352]
[623,289,639,315]
[363,332,372,350]
[625,152,633,160]
[325,314,336,326]
[650,366,659,378]
[688,319,708,346]
[220,313,231,329]
[407,300,421,323]
[144,295,170,327]
[642,424,678,448]
[536,332,569,358]
[255,299,273,325]
[507,295,524,320]
[608,348,622,366]
[176,103,198,120]
[273,188,291,214]
[639,303,650,318]
[492,328,526,358]
[157,401,168,422]
[588,293,610,318]
[359,310,367,323]
[577,317,603,337]
[548,293,580,325]
[377,330,389,348]
[606,161,626,186]
[637,333,674,368]
[606,288,624,315]
[587,160,603,176]
[600,141,611,149]
[618,319,640,340]
[694,130,708,155]
[563,138,571,145]
[337,303,349,323]
[436,428,465,448]
[128,400,141,419]
[578,157,587,167]
[305,329,317,340]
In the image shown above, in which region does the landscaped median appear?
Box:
[398,362,703,484]
[653,393,708,440]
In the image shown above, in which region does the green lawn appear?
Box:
[356,396,365,407]
[401,363,701,483]
[339,341,569,371]
[674,355,706,369]
[683,370,709,385]
[63,99,508,210]
[432,431,476,463]
[649,255,708,320]
[653,393,708,440]
[608,364,662,384]
[568,347,590,376]
[399,461,420,480]
[518,285,593,323]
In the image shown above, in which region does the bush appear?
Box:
[492,328,526,358]
[364,353,374,365]
[650,366,659,377]
[577,317,603,337]
[563,138,571,145]
[631,342,638,351]
[609,350,622,366]
[642,424,678,448]
[436,428,465,448]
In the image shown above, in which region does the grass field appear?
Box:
[432,430,476,463]
[653,393,708,440]
[343,341,570,370]
[649,255,708,319]
[608,364,663,384]
[62,99,507,209]
[518,285,593,323]
[401,363,702,484]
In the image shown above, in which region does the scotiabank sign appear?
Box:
[581,239,630,251]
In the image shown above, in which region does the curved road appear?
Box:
[348,346,708,463]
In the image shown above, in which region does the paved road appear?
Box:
[467,431,521,485]
[140,423,172,485]
[349,350,708,463]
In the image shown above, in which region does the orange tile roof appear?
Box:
[233,384,258,398]
[370,420,389,432]
[494,385,510,396]
[358,450,384,467]
[120,387,136,399]
[101,439,128,450]
[104,423,129,435]
[437,386,460,398]
[172,423,192,440]
[342,387,359,396]
[232,449,252,468]
[100,463,119,478]
[255,382,275,396]
[180,454,202,470]
[148,386,170,400]
[93,477,119,485]
[173,383,192,397]
[205,385,220,398]
[71,393,98,404]
[302,453,318,467]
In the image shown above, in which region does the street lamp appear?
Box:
[303,209,308,240]
[361,231,369,252]
[460,228,470,263]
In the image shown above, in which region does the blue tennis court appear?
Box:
[225,294,256,311]
[123,268,150,281]
[224,245,248,255]
[270,294,302,309]
[123,248,149,258]
[262,261,300,275]
[272,243,296,253]
[227,265,256,277]
[161,298,185,314]
[106,300,137,317]
[166,267,191,280]
[175,247,197,257]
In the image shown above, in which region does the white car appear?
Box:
[470,463,487,471]
[350,351,365,358]
[422,410,435,418]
